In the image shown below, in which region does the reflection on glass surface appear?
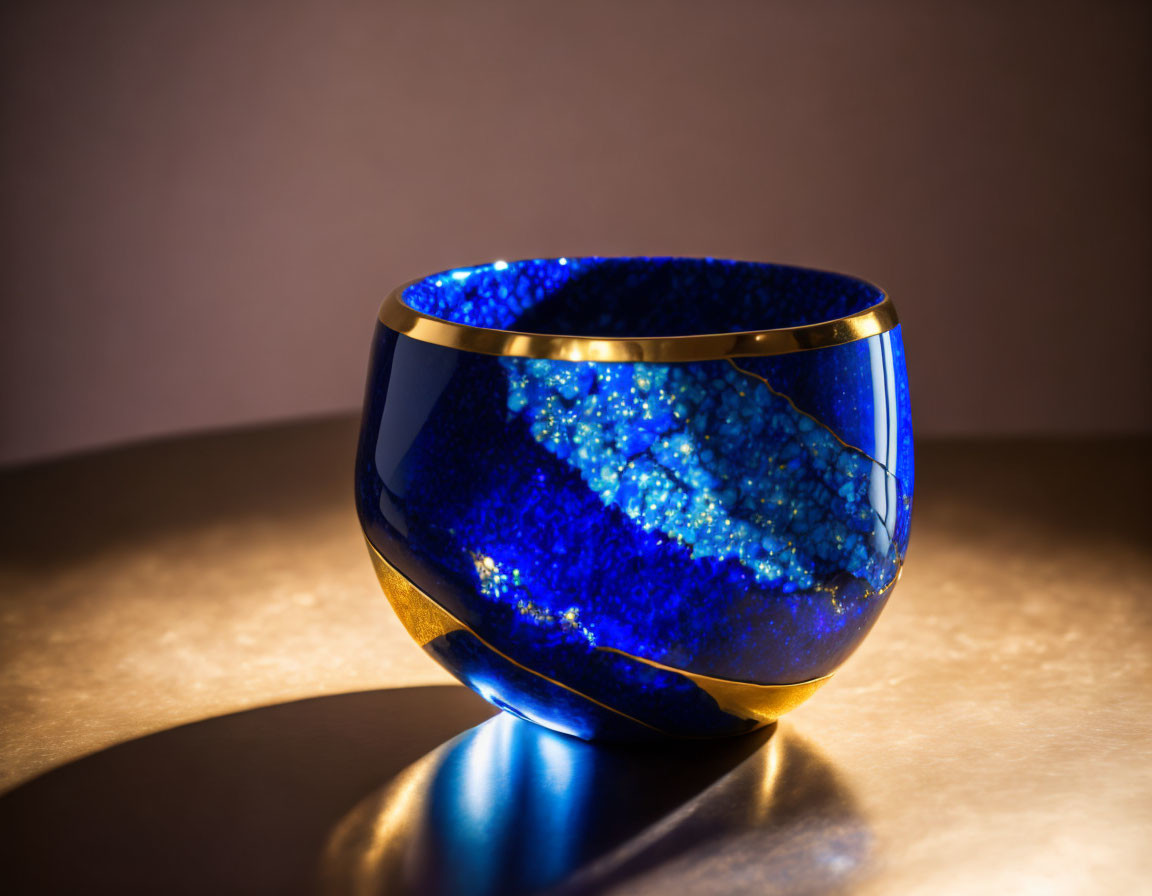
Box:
[321,715,869,896]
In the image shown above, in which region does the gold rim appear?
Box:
[378,260,897,362]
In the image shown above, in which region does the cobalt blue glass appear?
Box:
[355,257,913,742]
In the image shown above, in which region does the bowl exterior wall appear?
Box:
[355,325,912,740]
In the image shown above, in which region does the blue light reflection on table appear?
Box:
[322,714,871,896]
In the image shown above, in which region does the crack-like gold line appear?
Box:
[366,539,842,736]
[590,564,903,723]
[367,539,671,736]
[726,357,901,485]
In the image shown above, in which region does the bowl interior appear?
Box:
[401,257,883,338]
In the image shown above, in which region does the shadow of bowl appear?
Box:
[0,686,497,895]
[0,686,870,896]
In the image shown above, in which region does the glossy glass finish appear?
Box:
[355,258,913,741]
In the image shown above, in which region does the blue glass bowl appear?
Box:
[355,257,913,741]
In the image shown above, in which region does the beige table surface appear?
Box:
[1,418,1149,894]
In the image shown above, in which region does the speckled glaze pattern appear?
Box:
[356,258,913,740]
[401,256,883,336]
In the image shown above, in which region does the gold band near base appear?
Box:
[367,541,666,735]
[594,647,829,725]
[365,539,832,735]
[378,270,897,363]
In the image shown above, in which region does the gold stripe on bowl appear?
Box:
[366,539,832,734]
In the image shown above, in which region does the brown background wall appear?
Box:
[1,0,1149,465]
